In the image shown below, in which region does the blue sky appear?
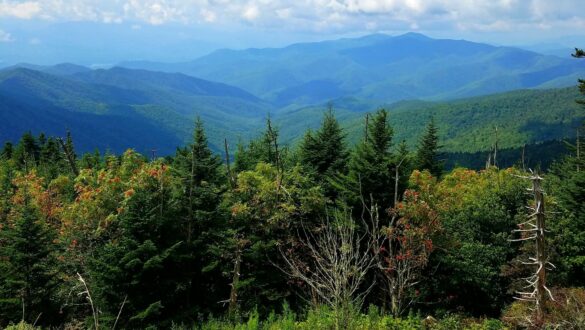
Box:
[1,0,585,66]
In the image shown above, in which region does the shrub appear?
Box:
[502,287,585,329]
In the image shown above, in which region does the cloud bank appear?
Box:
[0,0,583,34]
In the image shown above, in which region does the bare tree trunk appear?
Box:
[533,176,546,323]
[228,239,243,316]
[224,138,235,189]
[511,172,554,325]
[57,138,79,176]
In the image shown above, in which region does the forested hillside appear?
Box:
[0,67,272,154]
[0,103,584,328]
[1,63,583,165]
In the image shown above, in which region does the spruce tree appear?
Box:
[1,142,12,160]
[173,118,226,314]
[89,163,187,328]
[0,194,58,326]
[13,132,39,171]
[415,118,443,178]
[235,117,284,171]
[335,109,395,210]
[299,108,348,179]
[39,137,63,180]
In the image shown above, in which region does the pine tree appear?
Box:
[299,108,348,179]
[0,194,58,326]
[415,118,443,178]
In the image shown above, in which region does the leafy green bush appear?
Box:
[4,322,39,330]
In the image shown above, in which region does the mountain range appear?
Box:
[1,32,584,156]
[120,32,585,106]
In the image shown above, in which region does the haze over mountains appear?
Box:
[2,33,584,155]
[121,33,585,105]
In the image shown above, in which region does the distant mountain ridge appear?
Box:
[0,66,273,154]
[1,33,584,157]
[119,32,585,106]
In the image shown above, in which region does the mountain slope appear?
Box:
[0,66,273,153]
[274,87,584,153]
[120,33,585,106]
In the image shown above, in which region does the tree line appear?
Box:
[0,101,584,329]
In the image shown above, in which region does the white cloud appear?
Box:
[0,0,582,37]
[0,29,14,42]
[29,37,41,44]
[241,5,260,22]
[0,1,41,19]
[199,8,216,23]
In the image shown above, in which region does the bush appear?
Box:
[4,322,39,330]
[502,287,585,329]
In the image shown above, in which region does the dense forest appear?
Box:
[0,96,584,329]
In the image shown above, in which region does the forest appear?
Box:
[0,98,584,330]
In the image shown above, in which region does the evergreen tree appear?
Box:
[89,162,188,328]
[1,142,13,160]
[39,137,64,180]
[334,109,395,211]
[235,117,284,171]
[415,118,443,178]
[299,108,348,196]
[0,194,58,326]
[13,132,40,171]
[572,47,585,104]
[173,118,226,314]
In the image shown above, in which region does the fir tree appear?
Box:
[0,194,58,326]
[13,132,39,171]
[39,137,63,180]
[1,142,12,160]
[299,108,348,197]
[334,109,395,210]
[235,117,284,171]
[415,118,443,178]
[173,118,226,314]
[89,163,187,328]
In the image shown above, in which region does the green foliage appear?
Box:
[415,119,443,178]
[299,108,349,197]
[333,109,396,212]
[0,112,583,328]
[0,190,59,326]
[87,159,189,328]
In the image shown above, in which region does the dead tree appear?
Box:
[57,137,79,177]
[228,236,245,317]
[511,171,554,325]
[279,208,378,315]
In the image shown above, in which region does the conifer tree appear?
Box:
[173,118,226,313]
[0,194,58,326]
[415,118,443,178]
[335,109,395,210]
[1,142,12,160]
[299,108,348,197]
[39,137,63,180]
[89,162,187,328]
[13,132,39,171]
[235,117,284,171]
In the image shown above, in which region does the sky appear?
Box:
[1,0,585,66]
